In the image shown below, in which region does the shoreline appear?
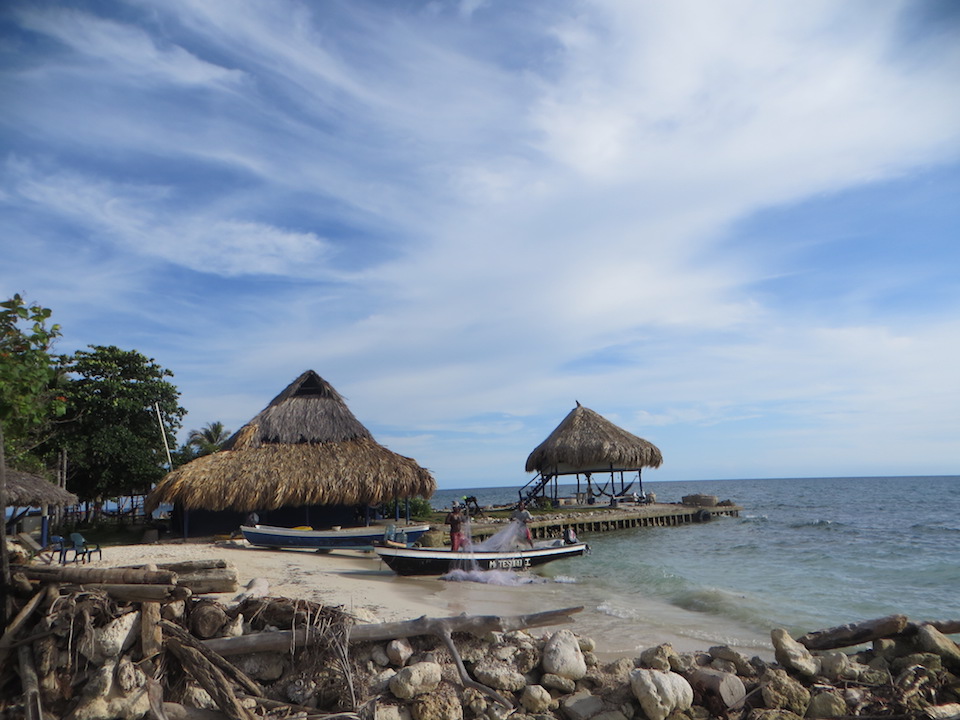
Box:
[84,539,775,662]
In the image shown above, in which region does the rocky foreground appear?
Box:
[2,559,959,720]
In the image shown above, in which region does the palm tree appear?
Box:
[186,421,231,457]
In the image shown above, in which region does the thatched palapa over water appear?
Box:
[146,370,435,514]
[526,402,663,476]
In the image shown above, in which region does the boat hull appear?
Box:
[373,541,588,576]
[241,524,431,551]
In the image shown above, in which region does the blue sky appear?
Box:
[2,0,958,489]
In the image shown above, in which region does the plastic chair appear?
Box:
[66,533,102,563]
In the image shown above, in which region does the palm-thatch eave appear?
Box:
[4,469,79,507]
[525,403,663,476]
[145,438,436,513]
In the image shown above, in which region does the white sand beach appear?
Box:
[84,539,774,661]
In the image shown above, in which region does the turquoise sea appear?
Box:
[429,476,959,656]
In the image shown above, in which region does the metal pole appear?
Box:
[154,402,173,470]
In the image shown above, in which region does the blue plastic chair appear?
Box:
[66,533,102,563]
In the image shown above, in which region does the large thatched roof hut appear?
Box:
[146,370,435,535]
[523,402,662,504]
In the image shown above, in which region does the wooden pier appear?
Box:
[467,502,741,542]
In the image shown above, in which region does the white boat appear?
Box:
[373,539,588,575]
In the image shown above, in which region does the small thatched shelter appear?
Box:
[5,469,78,508]
[146,370,435,536]
[523,402,663,504]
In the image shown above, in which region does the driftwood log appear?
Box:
[160,620,264,698]
[166,639,255,720]
[688,667,746,708]
[204,606,584,656]
[20,565,178,585]
[797,614,910,650]
[797,614,960,651]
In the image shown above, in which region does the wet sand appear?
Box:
[86,539,773,661]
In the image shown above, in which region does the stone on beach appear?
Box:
[771,627,820,677]
[629,668,694,720]
[389,661,443,699]
[542,628,587,680]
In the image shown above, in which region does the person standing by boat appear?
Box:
[445,502,467,551]
[511,501,535,547]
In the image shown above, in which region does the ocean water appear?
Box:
[430,476,960,656]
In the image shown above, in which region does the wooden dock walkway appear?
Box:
[467,502,741,542]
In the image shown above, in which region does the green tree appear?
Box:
[0,295,65,600]
[55,345,186,501]
[186,421,231,457]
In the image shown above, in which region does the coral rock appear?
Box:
[629,669,693,720]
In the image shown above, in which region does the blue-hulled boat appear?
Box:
[241,523,431,551]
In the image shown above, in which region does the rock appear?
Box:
[709,645,756,676]
[473,660,527,691]
[584,651,599,667]
[639,643,677,672]
[668,652,699,674]
[83,611,140,664]
[285,677,316,705]
[376,704,412,720]
[927,703,960,719]
[818,651,851,681]
[629,669,693,720]
[521,684,554,712]
[543,629,588,680]
[771,628,820,677]
[592,711,628,720]
[389,661,442,700]
[542,672,577,694]
[604,658,636,683]
[892,652,942,673]
[369,669,397,695]
[915,624,960,671]
[746,711,805,720]
[710,658,737,673]
[805,691,846,718]
[387,638,414,666]
[67,660,151,720]
[760,668,810,716]
[233,652,286,682]
[372,644,391,667]
[160,600,185,621]
[514,642,540,673]
[411,685,463,720]
[181,685,216,710]
[219,613,244,638]
[578,636,597,652]
[560,690,604,720]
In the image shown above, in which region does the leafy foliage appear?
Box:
[380,496,434,521]
[54,345,186,500]
[186,421,231,457]
[0,295,65,466]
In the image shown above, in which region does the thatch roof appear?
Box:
[4,469,78,507]
[146,370,435,512]
[525,402,663,476]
